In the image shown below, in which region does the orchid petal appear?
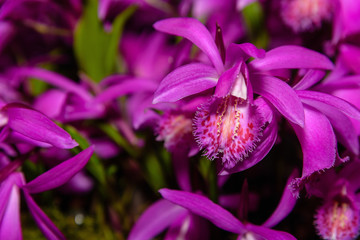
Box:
[262,169,299,228]
[5,104,78,149]
[128,93,162,129]
[296,90,360,120]
[165,213,208,240]
[159,188,245,234]
[0,158,24,183]
[252,74,304,127]
[236,0,257,10]
[98,0,111,20]
[290,106,336,185]
[214,62,242,97]
[153,63,218,104]
[0,184,21,240]
[246,224,297,240]
[250,46,334,71]
[316,75,360,92]
[128,199,187,240]
[0,22,14,54]
[164,214,188,240]
[8,132,52,148]
[33,90,67,119]
[293,70,326,90]
[172,150,191,192]
[304,100,359,155]
[61,92,105,121]
[154,18,224,73]
[11,67,92,100]
[23,191,65,240]
[94,78,158,104]
[0,173,23,222]
[226,43,265,65]
[338,44,360,75]
[24,146,94,194]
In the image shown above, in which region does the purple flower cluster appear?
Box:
[0,0,359,239]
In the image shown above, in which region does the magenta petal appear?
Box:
[172,150,191,192]
[0,181,12,220]
[165,213,208,240]
[303,101,359,155]
[296,90,360,120]
[8,132,52,148]
[0,173,23,223]
[153,63,218,104]
[12,67,92,100]
[338,44,360,74]
[94,78,158,104]
[246,224,296,240]
[5,104,78,149]
[164,213,188,240]
[128,199,187,240]
[24,146,94,194]
[23,191,65,240]
[252,74,304,127]
[317,75,360,92]
[98,0,111,20]
[262,169,299,228]
[290,106,336,181]
[33,90,67,119]
[236,0,257,10]
[214,62,242,97]
[153,18,224,73]
[226,43,265,65]
[250,46,334,71]
[159,188,245,234]
[293,70,326,90]
[0,184,21,240]
[0,21,14,54]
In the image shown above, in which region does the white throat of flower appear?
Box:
[230,72,247,100]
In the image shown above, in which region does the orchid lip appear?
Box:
[194,96,265,169]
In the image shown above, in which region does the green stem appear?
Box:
[208,162,218,203]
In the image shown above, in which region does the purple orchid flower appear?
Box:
[280,0,333,33]
[158,170,298,240]
[304,159,360,240]
[0,146,94,239]
[8,66,105,121]
[152,17,333,173]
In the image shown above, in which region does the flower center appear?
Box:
[315,193,360,240]
[156,112,193,151]
[194,95,264,169]
[281,0,333,32]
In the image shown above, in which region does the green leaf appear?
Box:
[74,0,135,82]
[144,154,166,191]
[99,123,139,158]
[242,2,269,49]
[64,125,107,185]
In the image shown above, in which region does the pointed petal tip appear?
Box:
[295,117,305,128]
[63,139,79,149]
[158,188,168,196]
